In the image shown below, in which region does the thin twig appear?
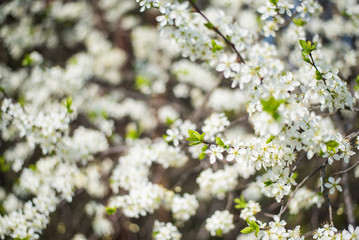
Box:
[345,129,359,141]
[228,115,248,128]
[171,162,204,189]
[188,0,245,64]
[278,160,327,218]
[225,192,234,210]
[333,160,359,177]
[341,161,356,225]
[190,74,223,123]
[321,166,333,226]
[309,53,327,85]
[289,151,306,177]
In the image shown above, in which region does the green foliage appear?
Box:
[354,75,359,90]
[62,96,74,114]
[299,40,317,55]
[105,207,117,215]
[126,128,140,140]
[261,96,285,121]
[135,75,151,90]
[199,145,208,160]
[293,18,306,26]
[204,22,214,30]
[215,228,223,237]
[29,164,37,171]
[269,0,278,5]
[263,180,273,187]
[21,53,33,66]
[266,135,275,144]
[325,140,339,152]
[199,152,206,160]
[165,117,176,125]
[215,137,224,146]
[0,156,10,172]
[186,130,205,145]
[234,196,247,209]
[299,40,317,64]
[211,39,223,53]
[241,219,260,237]
[315,70,323,80]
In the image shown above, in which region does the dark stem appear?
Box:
[321,166,333,226]
[309,53,327,85]
[341,160,356,225]
[188,0,246,64]
[278,160,328,218]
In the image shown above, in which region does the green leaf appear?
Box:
[215,137,225,147]
[268,0,278,5]
[354,75,359,90]
[204,22,214,30]
[62,96,73,114]
[126,128,140,140]
[187,130,205,145]
[325,140,339,152]
[165,117,176,125]
[310,42,317,51]
[0,156,10,172]
[211,39,223,53]
[261,96,285,121]
[21,53,33,66]
[199,152,207,160]
[135,75,151,90]
[241,226,255,234]
[106,207,117,215]
[234,196,247,209]
[29,164,37,171]
[266,135,275,144]
[216,229,223,237]
[299,40,317,57]
[315,70,322,80]
[264,180,273,187]
[188,130,201,140]
[299,39,308,51]
[293,18,306,26]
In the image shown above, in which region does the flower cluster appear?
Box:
[1,0,359,239]
[205,210,235,237]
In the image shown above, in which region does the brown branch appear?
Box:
[341,161,356,225]
[190,74,223,123]
[345,129,359,141]
[321,166,333,226]
[278,160,328,218]
[225,192,234,210]
[188,0,245,64]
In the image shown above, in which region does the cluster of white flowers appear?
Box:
[202,113,230,141]
[1,0,359,239]
[152,220,182,240]
[108,183,165,218]
[171,193,199,223]
[239,200,261,221]
[205,210,235,237]
[289,187,324,215]
[196,166,239,200]
[314,224,359,239]
[258,216,304,240]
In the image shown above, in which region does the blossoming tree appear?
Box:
[1,0,359,239]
